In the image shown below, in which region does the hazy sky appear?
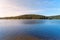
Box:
[0,0,60,17]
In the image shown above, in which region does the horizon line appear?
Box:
[0,14,60,17]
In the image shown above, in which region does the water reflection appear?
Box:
[0,20,60,40]
[20,20,46,24]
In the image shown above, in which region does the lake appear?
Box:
[0,19,60,40]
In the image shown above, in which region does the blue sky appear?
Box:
[0,0,60,17]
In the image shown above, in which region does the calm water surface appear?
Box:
[0,20,60,40]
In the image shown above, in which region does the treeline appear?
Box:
[0,14,49,19]
[49,15,60,19]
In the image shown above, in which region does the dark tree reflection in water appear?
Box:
[0,20,60,40]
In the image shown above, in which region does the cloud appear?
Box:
[0,0,44,17]
[0,0,59,17]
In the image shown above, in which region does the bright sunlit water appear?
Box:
[0,20,60,40]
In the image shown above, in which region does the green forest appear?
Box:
[0,14,60,19]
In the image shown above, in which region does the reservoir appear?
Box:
[0,20,60,40]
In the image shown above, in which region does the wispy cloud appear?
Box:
[0,0,44,17]
[0,0,60,17]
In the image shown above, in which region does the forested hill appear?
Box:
[49,15,60,19]
[0,14,49,19]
